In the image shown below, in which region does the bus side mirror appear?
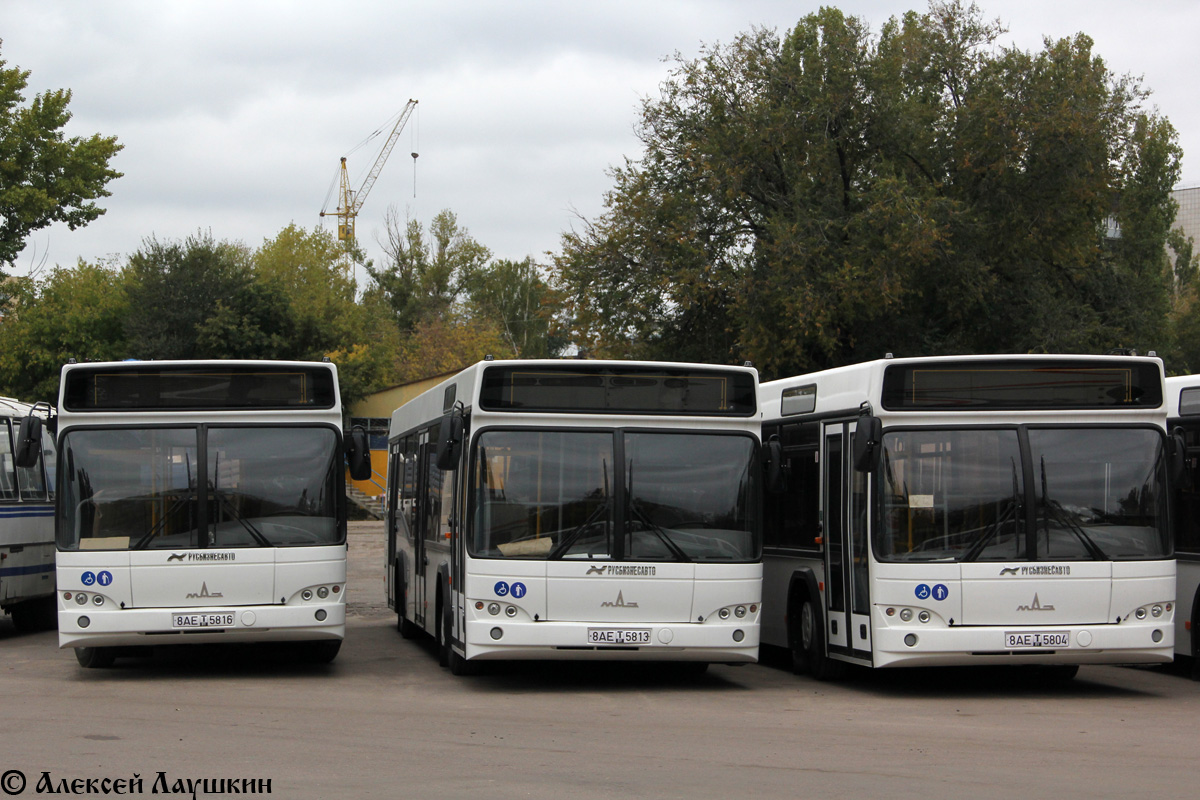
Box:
[346,425,372,482]
[764,437,786,494]
[436,413,464,471]
[14,416,43,469]
[853,416,882,473]
[1170,430,1189,490]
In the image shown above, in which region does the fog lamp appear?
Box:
[78,616,90,628]
[315,609,327,621]
[733,629,745,642]
[490,627,503,640]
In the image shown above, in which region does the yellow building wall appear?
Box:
[344,371,457,497]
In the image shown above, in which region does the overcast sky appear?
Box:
[6,0,1200,284]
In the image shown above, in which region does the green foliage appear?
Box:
[123,231,260,359]
[0,42,123,269]
[461,257,565,358]
[556,1,1183,378]
[367,208,491,333]
[0,261,129,400]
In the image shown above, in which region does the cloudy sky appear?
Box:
[6,1,1200,283]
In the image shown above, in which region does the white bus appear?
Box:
[384,359,764,674]
[760,354,1175,679]
[1166,374,1200,671]
[51,360,371,668]
[1,398,57,632]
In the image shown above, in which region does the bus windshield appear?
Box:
[470,429,758,562]
[877,427,1168,562]
[58,426,340,551]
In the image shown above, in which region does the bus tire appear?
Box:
[74,646,115,669]
[800,599,845,681]
[10,596,57,632]
[306,640,341,664]
[436,592,449,667]
[395,567,419,640]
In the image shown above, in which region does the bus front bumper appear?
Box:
[58,603,345,649]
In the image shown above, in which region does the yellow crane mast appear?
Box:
[321,99,418,243]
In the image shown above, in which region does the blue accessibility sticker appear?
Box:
[81,571,96,587]
[932,583,949,601]
[494,581,510,597]
[98,571,113,587]
[914,583,931,600]
[511,582,527,599]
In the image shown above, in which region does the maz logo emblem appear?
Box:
[1016,593,1055,612]
[601,591,638,608]
[999,567,1019,575]
[586,566,608,575]
[186,582,224,600]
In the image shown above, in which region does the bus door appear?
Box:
[412,431,433,628]
[822,420,873,664]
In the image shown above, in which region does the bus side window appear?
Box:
[0,420,18,501]
[766,422,821,549]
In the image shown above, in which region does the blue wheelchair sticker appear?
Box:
[81,571,96,587]
[914,583,931,600]
[932,583,949,601]
[494,581,510,597]
[511,582,527,599]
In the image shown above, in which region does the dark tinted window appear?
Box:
[479,365,756,416]
[63,364,337,411]
[881,360,1162,411]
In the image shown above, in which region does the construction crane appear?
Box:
[321,99,418,243]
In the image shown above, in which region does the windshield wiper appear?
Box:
[132,454,194,550]
[626,460,691,562]
[548,458,609,560]
[548,501,609,559]
[1040,456,1108,560]
[963,459,1021,562]
[211,488,272,548]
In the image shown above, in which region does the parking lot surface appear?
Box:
[0,522,1195,799]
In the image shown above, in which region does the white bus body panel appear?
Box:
[464,558,760,661]
[57,546,346,648]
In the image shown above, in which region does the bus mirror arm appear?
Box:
[13,415,43,469]
[852,416,882,473]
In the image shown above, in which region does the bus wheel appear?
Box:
[1042,664,1079,682]
[74,646,115,669]
[10,596,57,632]
[436,595,449,667]
[395,573,419,640]
[800,599,845,681]
[306,640,341,664]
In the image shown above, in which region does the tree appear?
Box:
[461,257,565,358]
[0,43,123,269]
[124,231,261,359]
[556,2,1182,378]
[368,208,491,333]
[0,261,129,400]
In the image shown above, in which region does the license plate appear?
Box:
[172,612,235,629]
[1005,631,1070,649]
[588,628,650,645]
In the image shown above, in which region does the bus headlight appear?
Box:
[317,586,330,599]
[718,608,731,619]
[1135,608,1147,620]
[918,610,930,623]
[505,606,517,617]
[899,608,913,622]
[302,589,314,601]
[488,603,500,616]
[1151,604,1163,618]
[75,593,88,606]
[92,595,104,606]
[734,606,747,618]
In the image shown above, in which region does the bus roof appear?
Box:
[389,359,760,438]
[761,353,1165,421]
